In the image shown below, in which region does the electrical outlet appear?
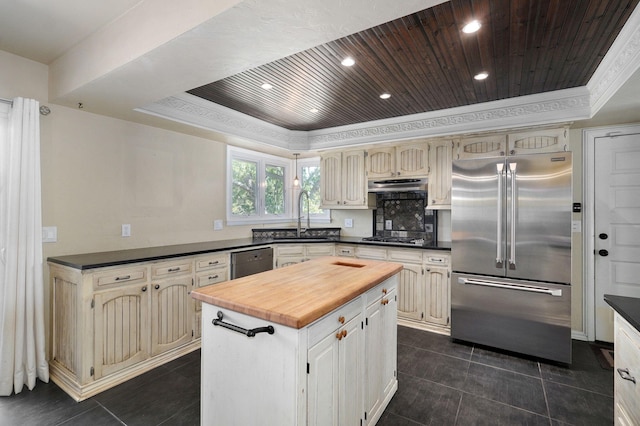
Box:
[214,219,223,230]
[122,224,131,237]
[385,220,392,230]
[344,218,353,228]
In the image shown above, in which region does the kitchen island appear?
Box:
[191,256,402,426]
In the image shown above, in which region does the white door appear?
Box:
[594,132,640,342]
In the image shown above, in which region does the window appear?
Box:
[227,147,289,224]
[296,158,330,222]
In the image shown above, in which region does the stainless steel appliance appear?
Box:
[451,152,572,363]
[368,178,428,192]
[230,247,274,279]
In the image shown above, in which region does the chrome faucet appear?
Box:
[297,189,310,237]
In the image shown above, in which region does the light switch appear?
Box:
[122,224,131,237]
[571,220,581,233]
[385,220,392,230]
[214,220,223,230]
[42,226,57,243]
[344,218,353,228]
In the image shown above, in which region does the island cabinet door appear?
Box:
[307,313,363,426]
[93,285,151,379]
[365,285,398,425]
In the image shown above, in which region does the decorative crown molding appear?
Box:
[587,2,640,115]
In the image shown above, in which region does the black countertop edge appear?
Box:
[605,294,640,333]
[47,237,451,270]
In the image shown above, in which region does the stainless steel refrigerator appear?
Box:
[451,152,572,363]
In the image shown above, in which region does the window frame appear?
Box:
[294,157,330,223]
[226,146,292,225]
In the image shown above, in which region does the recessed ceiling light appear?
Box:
[341,57,355,67]
[462,20,481,34]
[261,83,273,90]
[474,72,489,80]
[380,93,391,99]
[310,108,319,113]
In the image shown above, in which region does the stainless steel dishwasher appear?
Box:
[230,247,274,279]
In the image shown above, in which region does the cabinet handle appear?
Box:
[338,316,345,324]
[617,368,637,384]
[381,298,389,305]
[115,275,131,281]
[154,284,160,290]
[382,288,387,294]
[336,331,343,340]
[141,286,147,292]
[208,261,219,265]
[168,267,181,272]
[208,275,219,280]
[342,330,347,338]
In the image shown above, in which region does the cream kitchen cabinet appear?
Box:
[49,258,202,401]
[320,149,372,209]
[193,252,230,338]
[507,126,569,155]
[307,299,363,426]
[387,249,424,322]
[93,282,151,380]
[274,243,335,268]
[428,140,454,209]
[423,253,451,327]
[366,142,429,179]
[150,259,194,356]
[456,134,508,159]
[614,313,640,425]
[335,244,356,257]
[364,283,397,424]
[387,249,451,333]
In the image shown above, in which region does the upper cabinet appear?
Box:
[367,142,429,179]
[507,127,569,155]
[456,126,570,159]
[321,149,372,209]
[427,140,454,209]
[456,134,507,159]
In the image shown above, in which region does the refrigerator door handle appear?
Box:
[458,277,563,297]
[508,162,517,269]
[496,163,504,267]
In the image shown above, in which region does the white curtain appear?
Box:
[0,97,49,396]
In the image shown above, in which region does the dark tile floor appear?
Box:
[0,326,613,425]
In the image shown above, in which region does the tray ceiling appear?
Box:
[187,0,639,131]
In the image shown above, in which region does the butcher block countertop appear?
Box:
[191,256,402,329]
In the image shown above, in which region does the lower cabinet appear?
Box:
[200,275,398,426]
[307,303,363,426]
[49,255,221,401]
[365,284,397,424]
[93,284,150,380]
[275,243,335,268]
[614,313,640,425]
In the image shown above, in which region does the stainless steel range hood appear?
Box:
[368,178,428,192]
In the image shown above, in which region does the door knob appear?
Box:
[599,233,608,240]
[598,249,609,257]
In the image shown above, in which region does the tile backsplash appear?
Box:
[374,191,437,243]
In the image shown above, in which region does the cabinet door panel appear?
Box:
[428,140,453,208]
[342,150,367,206]
[321,153,342,207]
[338,315,362,426]
[94,286,150,379]
[308,333,339,426]
[367,148,395,179]
[425,267,450,326]
[151,278,193,355]
[396,143,429,177]
[397,264,423,321]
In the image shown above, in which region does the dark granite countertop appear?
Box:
[47,237,451,270]
[605,294,640,332]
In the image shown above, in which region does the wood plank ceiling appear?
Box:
[188,0,639,131]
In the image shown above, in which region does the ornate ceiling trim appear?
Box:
[588,3,640,115]
[139,87,591,151]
